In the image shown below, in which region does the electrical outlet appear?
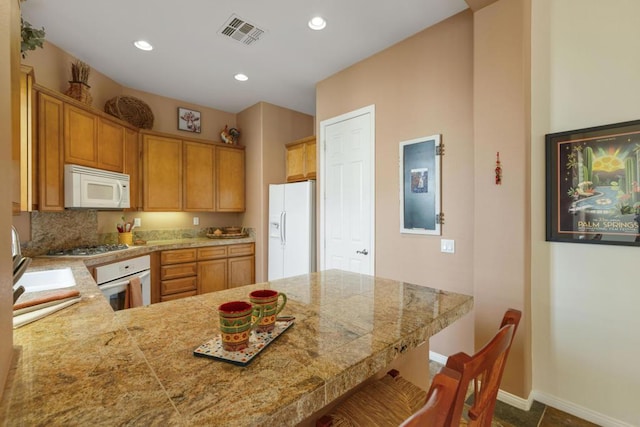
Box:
[440,239,455,254]
[193,217,199,226]
[133,218,141,227]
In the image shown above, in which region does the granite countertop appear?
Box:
[1,256,472,426]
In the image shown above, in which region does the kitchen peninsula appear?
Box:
[1,261,472,425]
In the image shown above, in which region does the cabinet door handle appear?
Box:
[356,249,368,255]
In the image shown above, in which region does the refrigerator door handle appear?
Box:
[281,211,287,244]
[279,211,285,244]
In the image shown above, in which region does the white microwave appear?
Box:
[64,164,130,209]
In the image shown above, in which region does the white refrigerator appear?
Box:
[268,181,316,281]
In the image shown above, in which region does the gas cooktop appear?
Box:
[47,244,130,257]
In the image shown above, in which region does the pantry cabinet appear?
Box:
[158,243,255,301]
[37,92,65,212]
[9,1,20,214]
[286,136,316,182]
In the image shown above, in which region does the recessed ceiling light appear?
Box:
[234,73,248,82]
[133,40,153,51]
[308,16,326,31]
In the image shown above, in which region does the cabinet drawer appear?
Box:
[161,276,197,296]
[161,248,197,265]
[228,243,254,257]
[161,262,197,280]
[160,289,197,302]
[198,246,228,260]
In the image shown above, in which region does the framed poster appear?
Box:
[399,134,442,235]
[178,107,201,133]
[546,119,640,246]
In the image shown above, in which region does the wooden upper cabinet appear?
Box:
[184,141,215,211]
[64,104,97,167]
[64,104,125,172]
[216,146,245,212]
[124,128,140,210]
[305,137,316,179]
[143,134,182,211]
[286,136,316,182]
[97,118,125,172]
[37,92,65,211]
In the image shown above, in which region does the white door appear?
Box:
[320,106,375,275]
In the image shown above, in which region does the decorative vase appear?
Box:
[65,81,93,106]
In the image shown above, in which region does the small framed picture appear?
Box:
[178,107,201,133]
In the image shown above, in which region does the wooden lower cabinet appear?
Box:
[158,243,255,301]
[228,255,255,288]
[198,259,227,294]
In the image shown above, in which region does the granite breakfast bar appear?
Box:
[1,267,473,426]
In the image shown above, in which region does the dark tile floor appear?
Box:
[430,361,600,427]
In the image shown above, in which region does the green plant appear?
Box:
[20,17,45,58]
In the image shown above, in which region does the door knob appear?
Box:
[356,249,368,255]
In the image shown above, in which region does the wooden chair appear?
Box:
[445,308,521,426]
[316,308,521,427]
[399,367,461,427]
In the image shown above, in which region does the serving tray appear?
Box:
[193,320,294,366]
[206,232,249,239]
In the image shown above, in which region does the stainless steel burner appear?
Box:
[47,244,129,257]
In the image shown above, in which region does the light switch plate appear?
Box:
[133,218,141,227]
[440,239,455,254]
[193,217,199,225]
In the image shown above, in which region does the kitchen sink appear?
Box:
[15,267,76,293]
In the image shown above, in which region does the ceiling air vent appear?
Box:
[218,14,266,46]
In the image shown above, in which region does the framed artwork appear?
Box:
[399,134,442,235]
[546,119,640,246]
[178,107,201,133]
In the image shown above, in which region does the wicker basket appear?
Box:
[65,82,93,106]
[104,96,154,129]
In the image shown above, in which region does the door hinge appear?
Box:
[436,143,444,156]
[436,212,445,224]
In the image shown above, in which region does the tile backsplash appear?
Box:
[21,210,99,257]
[19,210,252,257]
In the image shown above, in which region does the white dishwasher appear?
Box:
[95,255,151,311]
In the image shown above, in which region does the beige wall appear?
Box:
[238,103,264,279]
[22,41,236,142]
[473,0,530,397]
[0,0,17,399]
[238,103,314,282]
[316,11,476,357]
[532,0,640,425]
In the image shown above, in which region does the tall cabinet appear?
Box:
[34,85,138,211]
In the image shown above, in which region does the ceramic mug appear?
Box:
[218,301,264,351]
[249,289,287,333]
